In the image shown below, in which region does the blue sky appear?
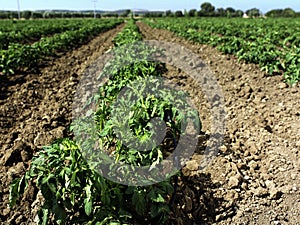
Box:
[0,0,299,13]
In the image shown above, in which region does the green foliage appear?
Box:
[112,20,142,46]
[120,10,131,18]
[245,8,261,17]
[144,12,164,18]
[10,20,199,224]
[165,10,173,17]
[0,19,122,74]
[266,8,296,18]
[0,19,91,50]
[187,9,197,17]
[200,2,215,14]
[145,17,300,84]
[282,46,300,85]
[174,11,184,17]
[21,10,32,19]
[10,138,131,224]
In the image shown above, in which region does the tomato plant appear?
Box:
[145,17,300,84]
[10,19,200,225]
[0,19,122,74]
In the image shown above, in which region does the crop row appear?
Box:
[0,20,65,33]
[0,19,110,33]
[0,19,93,50]
[10,20,200,224]
[0,19,122,74]
[177,18,300,48]
[145,18,300,84]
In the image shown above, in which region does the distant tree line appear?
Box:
[0,2,299,20]
[265,8,299,18]
[144,2,300,18]
[0,9,132,19]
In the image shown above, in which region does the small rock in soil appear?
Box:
[185,160,199,171]
[228,175,241,189]
[269,188,282,200]
[253,186,268,197]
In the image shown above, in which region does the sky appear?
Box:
[0,0,299,13]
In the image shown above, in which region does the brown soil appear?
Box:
[137,22,300,225]
[0,24,124,224]
[1,20,299,225]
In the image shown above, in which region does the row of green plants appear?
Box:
[0,19,58,32]
[176,18,300,47]
[0,19,92,50]
[0,19,122,74]
[145,18,300,84]
[10,20,200,224]
[0,18,101,32]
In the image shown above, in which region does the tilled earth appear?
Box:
[0,22,299,225]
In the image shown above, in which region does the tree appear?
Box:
[188,9,197,17]
[200,2,215,13]
[246,8,261,17]
[174,10,183,17]
[266,8,295,17]
[282,8,296,17]
[165,10,173,17]
[0,12,10,19]
[226,7,235,14]
[31,12,43,19]
[120,9,131,17]
[216,8,226,17]
[144,12,163,18]
[225,7,235,17]
[197,10,205,17]
[21,10,32,19]
[103,13,118,18]
[72,12,83,18]
[235,10,244,17]
[10,11,19,19]
[265,9,283,17]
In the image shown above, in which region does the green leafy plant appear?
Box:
[0,19,89,50]
[10,20,201,224]
[10,138,175,224]
[145,17,300,84]
[0,19,122,74]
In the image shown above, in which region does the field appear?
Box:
[0,17,299,225]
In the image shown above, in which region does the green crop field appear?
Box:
[0,19,122,74]
[1,14,300,225]
[145,17,300,84]
[9,19,188,225]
